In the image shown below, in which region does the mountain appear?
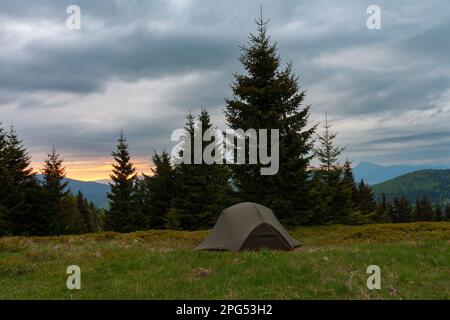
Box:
[372,169,450,204]
[93,179,111,185]
[353,161,449,185]
[36,174,109,209]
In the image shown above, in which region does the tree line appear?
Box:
[1,18,447,236]
[0,126,102,236]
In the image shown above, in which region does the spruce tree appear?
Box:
[1,126,39,235]
[224,17,315,225]
[43,147,68,201]
[89,201,102,230]
[414,196,423,221]
[197,109,233,227]
[391,196,413,223]
[76,191,96,233]
[375,193,391,223]
[4,127,33,184]
[138,151,175,229]
[172,109,232,230]
[59,194,84,234]
[357,180,376,214]
[420,194,435,221]
[315,114,345,177]
[106,131,145,232]
[171,112,196,229]
[313,114,347,224]
[342,159,358,207]
[42,146,72,235]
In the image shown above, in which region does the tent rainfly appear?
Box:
[194,202,300,252]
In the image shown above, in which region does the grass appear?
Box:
[0,222,449,300]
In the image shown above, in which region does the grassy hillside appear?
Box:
[0,222,449,300]
[372,169,450,203]
[352,161,443,185]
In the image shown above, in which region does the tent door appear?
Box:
[240,223,291,251]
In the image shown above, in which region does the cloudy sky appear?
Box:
[1,0,450,180]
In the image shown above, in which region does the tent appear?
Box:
[194,202,300,252]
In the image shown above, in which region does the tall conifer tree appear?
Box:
[2,127,39,235]
[137,151,175,229]
[420,194,435,221]
[106,131,145,232]
[313,114,347,224]
[342,159,358,207]
[76,190,98,233]
[357,180,376,214]
[391,196,413,223]
[42,146,72,234]
[224,17,315,225]
[172,109,232,230]
[315,114,344,177]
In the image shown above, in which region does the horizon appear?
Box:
[2,0,450,180]
[28,159,450,182]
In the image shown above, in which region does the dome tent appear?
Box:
[194,202,300,252]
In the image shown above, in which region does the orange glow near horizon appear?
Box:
[31,157,154,181]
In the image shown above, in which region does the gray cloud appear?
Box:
[1,0,450,176]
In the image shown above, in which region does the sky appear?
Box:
[1,0,450,180]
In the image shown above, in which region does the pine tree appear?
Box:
[43,147,68,201]
[106,131,145,232]
[375,193,391,223]
[391,196,413,223]
[342,159,358,207]
[414,196,423,221]
[4,127,33,184]
[76,191,97,233]
[420,194,435,221]
[172,110,232,230]
[138,150,174,229]
[197,109,233,227]
[58,195,84,234]
[42,146,72,235]
[313,114,348,224]
[315,113,345,176]
[89,201,102,231]
[224,16,315,225]
[1,126,39,235]
[357,180,376,214]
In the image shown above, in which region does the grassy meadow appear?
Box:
[0,222,449,300]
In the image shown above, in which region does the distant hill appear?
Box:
[93,179,111,185]
[372,169,450,204]
[36,175,109,209]
[353,161,448,185]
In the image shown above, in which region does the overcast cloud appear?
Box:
[1,0,450,179]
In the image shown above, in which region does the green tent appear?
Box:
[194,202,300,252]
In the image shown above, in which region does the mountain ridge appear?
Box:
[372,169,450,204]
[36,174,109,209]
[353,161,449,185]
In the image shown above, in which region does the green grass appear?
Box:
[0,222,449,300]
